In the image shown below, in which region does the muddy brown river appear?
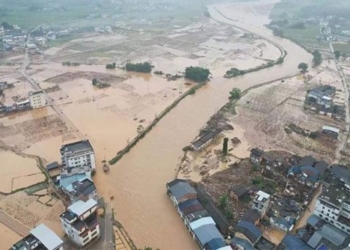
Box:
[103,2,312,249]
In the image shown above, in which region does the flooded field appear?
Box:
[0,150,44,193]
[0,0,314,248]
[0,223,21,249]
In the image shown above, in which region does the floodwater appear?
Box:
[100,2,312,250]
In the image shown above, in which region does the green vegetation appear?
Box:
[62,62,80,66]
[251,176,276,194]
[229,88,241,101]
[335,50,341,60]
[312,50,322,66]
[92,78,98,86]
[333,43,350,55]
[225,68,245,77]
[219,194,228,209]
[125,62,152,73]
[225,210,234,220]
[185,66,210,83]
[154,71,163,75]
[106,62,116,69]
[298,62,308,73]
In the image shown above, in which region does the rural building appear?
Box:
[252,190,270,216]
[29,90,47,109]
[11,224,63,250]
[229,185,248,201]
[191,130,222,151]
[193,224,226,250]
[62,177,97,203]
[240,209,261,225]
[288,165,320,187]
[314,161,329,177]
[250,148,264,164]
[46,161,62,178]
[234,221,262,245]
[60,140,96,172]
[60,199,100,247]
[270,216,295,232]
[322,126,340,140]
[231,237,255,250]
[277,234,312,250]
[167,179,197,205]
[306,85,335,107]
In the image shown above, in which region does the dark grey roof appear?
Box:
[300,155,316,167]
[168,180,196,201]
[235,221,262,244]
[61,140,93,153]
[232,237,255,250]
[278,234,312,250]
[307,223,350,249]
[192,130,221,149]
[194,224,224,246]
[329,165,350,186]
[241,209,261,224]
[308,85,336,98]
[251,148,264,157]
[307,215,324,229]
[46,161,59,171]
[230,185,248,198]
[70,178,96,198]
[315,161,328,175]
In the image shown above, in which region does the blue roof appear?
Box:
[59,173,87,189]
[301,166,320,177]
[288,166,301,175]
[237,221,262,238]
[205,238,226,250]
[232,237,255,250]
[307,215,322,227]
[194,224,223,246]
[280,234,312,250]
[276,218,293,229]
[316,244,329,250]
[178,199,200,212]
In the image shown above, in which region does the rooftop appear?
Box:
[167,179,197,201]
[307,215,325,229]
[190,216,215,231]
[66,177,96,199]
[308,85,336,99]
[322,126,340,134]
[307,223,350,249]
[251,148,264,157]
[61,140,93,154]
[68,199,97,217]
[235,221,262,244]
[232,237,255,250]
[255,190,270,202]
[241,209,261,224]
[30,224,63,250]
[319,184,347,207]
[59,173,88,190]
[192,129,222,150]
[29,90,44,96]
[230,185,248,198]
[46,161,60,171]
[193,224,224,246]
[278,234,312,250]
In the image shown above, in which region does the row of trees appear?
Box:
[125,62,152,73]
[298,50,324,73]
[106,62,116,69]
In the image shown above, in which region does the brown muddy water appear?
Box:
[100,2,312,250]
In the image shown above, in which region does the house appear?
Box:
[231,237,255,250]
[11,224,63,250]
[270,216,295,232]
[60,140,96,174]
[326,164,350,188]
[28,90,46,109]
[204,238,230,250]
[193,224,225,249]
[234,221,262,245]
[252,190,270,216]
[299,155,316,167]
[167,179,197,205]
[241,209,261,225]
[62,177,97,203]
[288,165,320,187]
[314,161,328,177]
[250,148,264,164]
[277,234,312,250]
[322,126,340,140]
[191,130,222,151]
[307,223,350,249]
[46,161,61,178]
[306,214,325,230]
[60,199,100,247]
[190,217,216,231]
[229,185,248,201]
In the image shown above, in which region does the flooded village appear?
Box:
[0,0,350,249]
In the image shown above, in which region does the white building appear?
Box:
[11,224,63,250]
[60,199,100,247]
[29,90,47,109]
[60,140,96,173]
[314,185,350,234]
[252,190,270,216]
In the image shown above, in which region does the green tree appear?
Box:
[126,62,152,73]
[219,194,228,209]
[92,78,98,86]
[223,138,229,156]
[272,28,283,37]
[335,50,341,60]
[312,50,322,66]
[185,66,211,83]
[298,62,308,73]
[225,210,234,220]
[229,88,241,101]
[1,21,12,30]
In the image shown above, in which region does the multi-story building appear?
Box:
[312,164,350,234]
[252,190,270,216]
[60,199,100,247]
[29,90,46,109]
[60,140,96,173]
[11,224,63,250]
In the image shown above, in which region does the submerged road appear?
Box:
[105,3,312,250]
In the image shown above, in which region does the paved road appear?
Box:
[330,43,350,163]
[20,27,85,141]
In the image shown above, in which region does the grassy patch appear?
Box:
[283,25,328,49]
[333,43,350,55]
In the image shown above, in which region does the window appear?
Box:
[320,214,323,218]
[83,236,90,244]
[325,218,329,221]
[342,226,345,230]
[91,231,98,238]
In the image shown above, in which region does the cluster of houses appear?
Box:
[167,179,281,250]
[0,90,47,115]
[305,85,345,121]
[11,140,101,249]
